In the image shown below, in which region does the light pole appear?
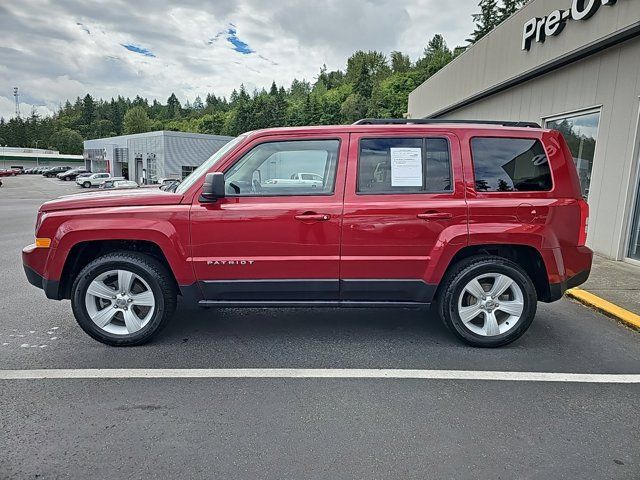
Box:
[2,144,6,170]
[34,140,39,168]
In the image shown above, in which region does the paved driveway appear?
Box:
[1,175,639,479]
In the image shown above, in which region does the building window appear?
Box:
[629,171,640,261]
[471,138,552,192]
[147,153,158,183]
[182,166,198,179]
[357,138,452,194]
[224,139,340,196]
[546,111,600,200]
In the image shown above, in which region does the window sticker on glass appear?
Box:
[390,148,423,187]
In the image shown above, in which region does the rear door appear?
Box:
[340,131,467,303]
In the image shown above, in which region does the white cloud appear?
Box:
[0,0,478,120]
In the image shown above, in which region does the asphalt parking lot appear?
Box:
[1,174,639,479]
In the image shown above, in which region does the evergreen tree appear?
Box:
[166,93,181,119]
[123,106,151,134]
[467,0,500,43]
[390,51,411,73]
[415,34,454,79]
[499,0,527,22]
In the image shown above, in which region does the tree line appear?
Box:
[0,1,527,154]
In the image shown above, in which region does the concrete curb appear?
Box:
[566,288,640,331]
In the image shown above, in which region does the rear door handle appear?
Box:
[417,212,453,221]
[295,213,331,222]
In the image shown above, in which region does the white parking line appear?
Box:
[1,369,639,383]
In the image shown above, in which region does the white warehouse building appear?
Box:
[83,131,233,184]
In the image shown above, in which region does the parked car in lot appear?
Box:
[57,168,90,181]
[99,180,138,190]
[23,119,592,347]
[156,178,180,192]
[43,166,71,177]
[0,168,20,176]
[76,173,124,188]
[262,172,324,191]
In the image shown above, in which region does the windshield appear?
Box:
[174,136,245,194]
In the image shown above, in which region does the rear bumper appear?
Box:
[543,245,593,302]
[22,244,62,300]
[547,267,591,302]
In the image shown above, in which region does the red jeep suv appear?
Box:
[22,119,592,347]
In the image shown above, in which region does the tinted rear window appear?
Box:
[471,138,552,192]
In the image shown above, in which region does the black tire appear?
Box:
[83,181,91,188]
[437,255,537,348]
[71,251,177,346]
[63,176,69,181]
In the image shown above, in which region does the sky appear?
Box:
[0,0,479,120]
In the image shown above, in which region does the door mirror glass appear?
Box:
[200,172,226,202]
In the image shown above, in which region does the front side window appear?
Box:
[357,137,452,194]
[546,111,600,200]
[471,138,552,192]
[224,139,339,196]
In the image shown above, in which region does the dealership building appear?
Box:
[83,131,233,184]
[408,0,640,265]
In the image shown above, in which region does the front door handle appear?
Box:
[295,213,331,222]
[417,212,453,221]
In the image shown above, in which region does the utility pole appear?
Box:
[13,87,20,118]
[34,140,40,168]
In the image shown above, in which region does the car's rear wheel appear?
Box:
[438,256,537,348]
[71,252,177,346]
[83,181,91,188]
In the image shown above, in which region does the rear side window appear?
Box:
[358,138,452,194]
[471,138,552,192]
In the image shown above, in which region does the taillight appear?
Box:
[578,199,589,246]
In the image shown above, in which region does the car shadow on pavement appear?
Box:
[160,304,456,347]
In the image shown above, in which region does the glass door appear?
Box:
[628,164,640,262]
[546,109,600,201]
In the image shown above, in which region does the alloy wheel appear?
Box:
[84,269,155,335]
[457,273,524,337]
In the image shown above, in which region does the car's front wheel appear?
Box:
[438,256,537,348]
[83,181,91,188]
[71,252,177,346]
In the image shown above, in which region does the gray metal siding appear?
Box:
[83,131,233,183]
[163,134,232,179]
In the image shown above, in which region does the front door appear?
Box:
[190,134,348,302]
[340,131,468,302]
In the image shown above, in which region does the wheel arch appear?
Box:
[57,239,182,300]
[433,244,552,303]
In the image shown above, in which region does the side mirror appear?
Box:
[199,172,226,202]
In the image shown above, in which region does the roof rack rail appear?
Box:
[353,118,541,128]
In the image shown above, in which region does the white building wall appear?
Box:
[432,40,640,261]
[407,0,640,262]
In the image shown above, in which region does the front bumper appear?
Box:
[22,244,62,300]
